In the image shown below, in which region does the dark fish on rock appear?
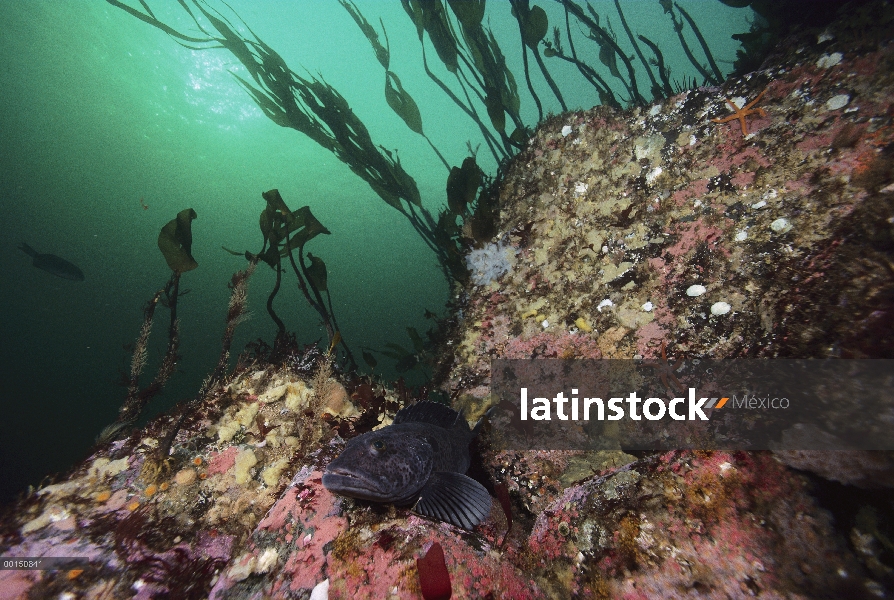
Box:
[323,401,491,529]
[18,243,84,281]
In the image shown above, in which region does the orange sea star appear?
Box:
[711,88,767,136]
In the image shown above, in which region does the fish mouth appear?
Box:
[322,468,391,502]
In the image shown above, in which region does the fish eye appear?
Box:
[372,439,386,451]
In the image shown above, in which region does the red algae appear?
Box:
[205,446,238,476]
[634,322,669,355]
[417,542,451,600]
[663,220,726,259]
[494,482,513,545]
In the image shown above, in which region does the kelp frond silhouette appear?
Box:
[98,209,200,444]
[107,0,739,290]
[223,189,357,370]
[106,0,466,285]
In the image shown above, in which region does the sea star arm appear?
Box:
[711,88,768,135]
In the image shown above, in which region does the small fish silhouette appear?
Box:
[18,243,85,281]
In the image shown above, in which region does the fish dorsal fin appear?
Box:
[393,401,462,428]
[413,471,492,529]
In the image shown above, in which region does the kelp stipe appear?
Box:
[224,189,355,370]
[511,0,567,121]
[552,0,729,105]
[150,260,258,477]
[339,0,451,172]
[97,209,199,445]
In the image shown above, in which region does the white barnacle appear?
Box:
[770,218,792,233]
[826,94,850,111]
[816,52,843,68]
[309,578,329,600]
[711,302,731,316]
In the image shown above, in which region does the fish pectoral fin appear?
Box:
[412,472,491,530]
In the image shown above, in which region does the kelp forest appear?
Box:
[99,0,772,440]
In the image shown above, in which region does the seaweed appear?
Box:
[107,505,223,600]
[106,0,754,374]
[106,0,749,259]
[400,0,524,161]
[97,209,198,444]
[226,188,355,368]
[339,0,451,171]
[511,0,566,121]
[417,541,452,600]
[106,0,467,281]
[553,0,726,106]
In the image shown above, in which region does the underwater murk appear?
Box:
[1,0,893,598]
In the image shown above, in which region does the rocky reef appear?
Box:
[2,3,894,598]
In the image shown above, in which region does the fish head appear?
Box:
[323,427,434,504]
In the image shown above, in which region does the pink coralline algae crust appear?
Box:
[0,570,36,600]
[527,484,587,562]
[207,469,348,596]
[334,529,414,598]
[527,451,868,598]
[663,220,728,261]
[208,458,545,600]
[206,446,239,476]
[670,178,709,206]
[96,488,130,513]
[0,533,114,600]
[634,321,670,355]
[281,486,345,592]
[416,531,543,600]
[325,511,543,599]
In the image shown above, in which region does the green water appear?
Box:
[0,0,751,502]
